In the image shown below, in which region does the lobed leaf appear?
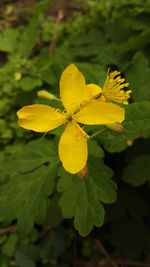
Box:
[0,164,58,234]
[126,52,150,101]
[57,156,116,236]
[7,138,58,174]
[123,101,150,136]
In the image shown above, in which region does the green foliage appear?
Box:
[122,101,150,141]
[0,165,57,234]
[122,155,150,186]
[124,102,150,131]
[15,244,40,267]
[7,138,57,173]
[2,234,18,257]
[126,52,150,101]
[58,157,116,236]
[0,139,59,234]
[17,19,40,57]
[0,137,115,237]
[0,0,150,265]
[105,187,150,259]
[20,77,42,91]
[0,29,18,53]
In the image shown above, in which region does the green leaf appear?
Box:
[0,29,18,53]
[15,244,40,267]
[123,101,150,133]
[33,53,57,84]
[7,138,58,174]
[30,0,50,15]
[120,30,150,53]
[98,102,150,152]
[17,19,40,57]
[126,52,150,101]
[76,63,106,84]
[97,129,128,153]
[122,155,150,186]
[20,77,42,91]
[2,234,18,257]
[57,157,116,236]
[0,164,58,234]
[45,195,63,226]
[88,139,105,158]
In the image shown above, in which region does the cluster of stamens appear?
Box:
[102,71,131,105]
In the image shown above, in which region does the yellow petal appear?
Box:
[74,100,125,125]
[59,121,88,174]
[17,104,67,132]
[83,84,102,102]
[60,64,85,114]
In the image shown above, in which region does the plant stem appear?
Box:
[90,128,104,139]
[95,239,118,267]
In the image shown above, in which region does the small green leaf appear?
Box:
[57,157,116,236]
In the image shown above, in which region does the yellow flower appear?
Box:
[17,64,124,174]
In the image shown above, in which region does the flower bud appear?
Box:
[14,72,22,81]
[127,139,134,146]
[37,90,56,100]
[77,164,88,180]
[106,122,124,133]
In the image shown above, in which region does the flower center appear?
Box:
[67,115,72,121]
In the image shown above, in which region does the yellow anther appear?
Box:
[102,70,131,105]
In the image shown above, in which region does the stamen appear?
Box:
[102,70,131,105]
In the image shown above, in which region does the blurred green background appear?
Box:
[0,0,150,266]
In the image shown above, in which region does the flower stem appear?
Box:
[90,128,104,139]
